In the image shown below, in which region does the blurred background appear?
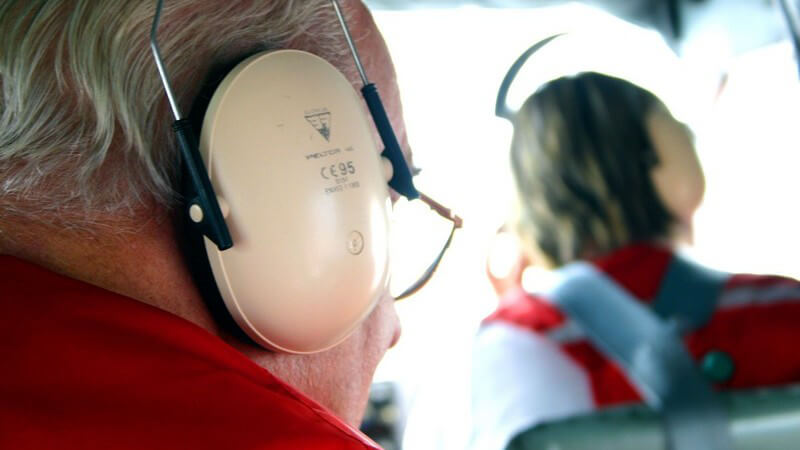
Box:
[356,1,800,448]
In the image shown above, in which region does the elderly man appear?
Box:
[0,0,413,448]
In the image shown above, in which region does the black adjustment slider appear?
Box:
[361,83,418,199]
[172,119,233,250]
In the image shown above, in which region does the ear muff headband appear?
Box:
[495,34,563,121]
[150,0,407,354]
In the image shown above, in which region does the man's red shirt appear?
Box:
[0,256,380,449]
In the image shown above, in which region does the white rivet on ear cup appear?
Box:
[216,196,230,219]
[381,157,394,182]
[189,204,204,223]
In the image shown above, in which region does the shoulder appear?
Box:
[718,272,800,309]
[0,255,378,450]
[470,322,593,450]
[688,272,800,389]
[482,287,567,334]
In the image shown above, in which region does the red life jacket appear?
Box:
[0,256,380,449]
[484,244,800,407]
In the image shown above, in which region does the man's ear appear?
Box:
[646,102,705,239]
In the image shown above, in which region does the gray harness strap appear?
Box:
[652,254,729,333]
[547,261,732,450]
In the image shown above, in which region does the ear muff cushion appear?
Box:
[174,201,253,344]
[198,50,391,354]
[176,50,268,347]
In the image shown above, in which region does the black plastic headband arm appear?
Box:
[330,0,419,200]
[495,33,563,121]
[362,84,419,199]
[173,120,233,250]
[150,0,233,250]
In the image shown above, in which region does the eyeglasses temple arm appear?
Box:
[419,191,463,229]
[394,191,462,301]
[395,222,457,301]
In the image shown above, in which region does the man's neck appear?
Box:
[0,206,375,427]
[0,209,220,335]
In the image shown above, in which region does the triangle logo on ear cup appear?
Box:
[305,108,332,141]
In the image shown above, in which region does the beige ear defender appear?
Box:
[151,0,420,353]
[496,35,704,242]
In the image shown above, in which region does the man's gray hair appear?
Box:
[0,0,348,227]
